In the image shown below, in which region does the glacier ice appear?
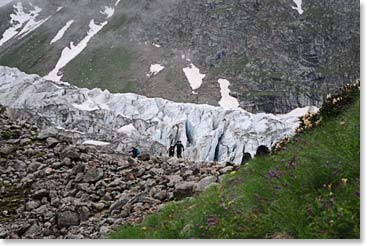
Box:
[0,66,318,163]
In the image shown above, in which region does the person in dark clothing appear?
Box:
[168,145,175,157]
[175,141,185,158]
[129,147,141,158]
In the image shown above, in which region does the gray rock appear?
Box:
[83,168,104,183]
[57,211,80,228]
[195,176,217,192]
[109,194,130,212]
[27,161,42,172]
[219,166,234,174]
[32,189,49,200]
[174,182,196,199]
[77,206,90,222]
[25,201,40,211]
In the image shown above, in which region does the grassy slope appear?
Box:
[110,97,360,239]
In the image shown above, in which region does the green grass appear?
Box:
[62,45,135,93]
[110,96,360,239]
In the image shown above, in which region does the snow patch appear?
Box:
[0,0,13,7]
[44,19,108,82]
[218,78,239,109]
[56,6,63,12]
[183,63,206,92]
[115,0,121,6]
[152,42,161,48]
[147,64,165,77]
[292,0,304,15]
[101,6,115,19]
[50,20,74,44]
[82,140,110,146]
[0,2,44,46]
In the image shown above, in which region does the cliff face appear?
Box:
[0,66,317,163]
[0,0,359,113]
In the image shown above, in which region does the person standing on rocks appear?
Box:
[168,145,175,157]
[175,141,184,159]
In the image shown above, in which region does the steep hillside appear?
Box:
[110,83,360,239]
[0,0,359,113]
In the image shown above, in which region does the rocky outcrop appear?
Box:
[0,66,318,163]
[0,105,240,239]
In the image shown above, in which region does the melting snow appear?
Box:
[44,20,108,82]
[147,64,165,77]
[101,6,115,19]
[82,140,110,146]
[0,2,44,46]
[50,20,74,44]
[183,63,206,92]
[292,0,304,15]
[218,78,240,109]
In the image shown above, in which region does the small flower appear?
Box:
[327,184,332,190]
[341,178,348,186]
[141,226,147,230]
[230,171,236,175]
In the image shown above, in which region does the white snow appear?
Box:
[147,64,165,77]
[115,0,121,6]
[0,2,44,46]
[17,3,51,38]
[83,140,110,146]
[0,0,13,7]
[117,124,137,134]
[218,78,240,109]
[72,91,110,111]
[50,20,74,44]
[183,63,206,92]
[56,6,63,12]
[152,42,161,48]
[292,0,304,15]
[44,19,108,82]
[101,6,115,19]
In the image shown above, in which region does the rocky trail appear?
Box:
[0,105,238,239]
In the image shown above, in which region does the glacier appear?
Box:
[0,66,318,163]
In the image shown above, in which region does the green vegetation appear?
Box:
[63,45,135,93]
[0,28,51,75]
[0,182,30,223]
[110,89,360,239]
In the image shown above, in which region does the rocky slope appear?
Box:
[0,104,239,239]
[0,0,359,113]
[0,66,318,163]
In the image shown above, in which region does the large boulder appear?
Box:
[174,182,196,199]
[57,211,80,228]
[195,176,217,192]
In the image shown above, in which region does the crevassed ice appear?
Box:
[292,0,304,15]
[183,63,206,92]
[50,20,74,44]
[218,78,240,109]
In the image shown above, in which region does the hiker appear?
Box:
[129,147,141,158]
[175,140,185,159]
[168,145,175,157]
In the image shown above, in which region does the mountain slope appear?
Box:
[110,84,360,239]
[0,0,359,113]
